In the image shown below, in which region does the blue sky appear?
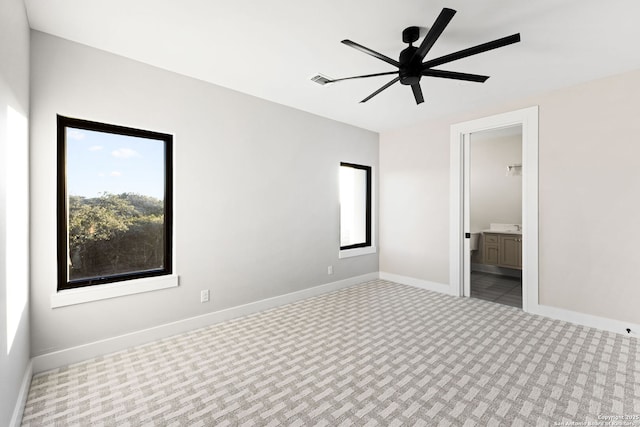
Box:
[67,127,165,199]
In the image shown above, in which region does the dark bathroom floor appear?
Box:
[470,271,522,308]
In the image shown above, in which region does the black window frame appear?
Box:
[57,115,173,291]
[339,162,372,250]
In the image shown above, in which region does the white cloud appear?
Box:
[67,129,86,140]
[89,145,103,151]
[110,171,122,177]
[111,148,139,159]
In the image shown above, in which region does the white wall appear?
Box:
[379,120,450,284]
[380,68,640,325]
[30,32,378,356]
[470,128,522,232]
[0,0,31,424]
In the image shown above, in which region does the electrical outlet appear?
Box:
[200,290,210,303]
[327,265,333,275]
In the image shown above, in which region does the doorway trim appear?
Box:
[449,106,539,312]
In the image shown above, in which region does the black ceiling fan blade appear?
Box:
[360,77,400,103]
[412,8,456,62]
[327,71,399,83]
[342,40,401,68]
[422,33,521,69]
[411,84,424,104]
[422,69,489,82]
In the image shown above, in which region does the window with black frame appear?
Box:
[339,162,372,250]
[57,115,173,290]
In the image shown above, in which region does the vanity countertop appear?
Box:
[482,229,522,235]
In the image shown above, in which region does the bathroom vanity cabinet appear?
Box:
[483,233,522,269]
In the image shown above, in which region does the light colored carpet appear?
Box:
[22,280,640,426]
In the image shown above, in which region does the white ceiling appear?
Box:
[23,0,640,132]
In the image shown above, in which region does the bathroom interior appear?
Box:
[468,125,523,308]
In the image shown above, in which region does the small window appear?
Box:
[340,162,372,250]
[57,116,173,290]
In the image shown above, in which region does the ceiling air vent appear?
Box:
[311,74,332,85]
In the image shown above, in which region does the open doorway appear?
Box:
[449,106,539,313]
[468,125,523,308]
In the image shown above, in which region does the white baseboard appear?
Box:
[530,303,640,338]
[379,271,454,296]
[32,272,379,374]
[10,359,32,427]
[30,270,640,376]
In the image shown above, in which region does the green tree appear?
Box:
[68,193,165,280]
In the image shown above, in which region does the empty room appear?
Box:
[2,0,640,425]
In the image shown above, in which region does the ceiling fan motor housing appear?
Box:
[399,45,422,85]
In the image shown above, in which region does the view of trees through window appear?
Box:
[68,192,165,281]
[58,117,172,289]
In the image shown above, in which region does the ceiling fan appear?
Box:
[318,8,520,105]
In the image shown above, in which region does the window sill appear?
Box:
[339,246,377,259]
[51,274,179,308]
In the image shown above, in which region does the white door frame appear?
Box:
[449,106,539,312]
